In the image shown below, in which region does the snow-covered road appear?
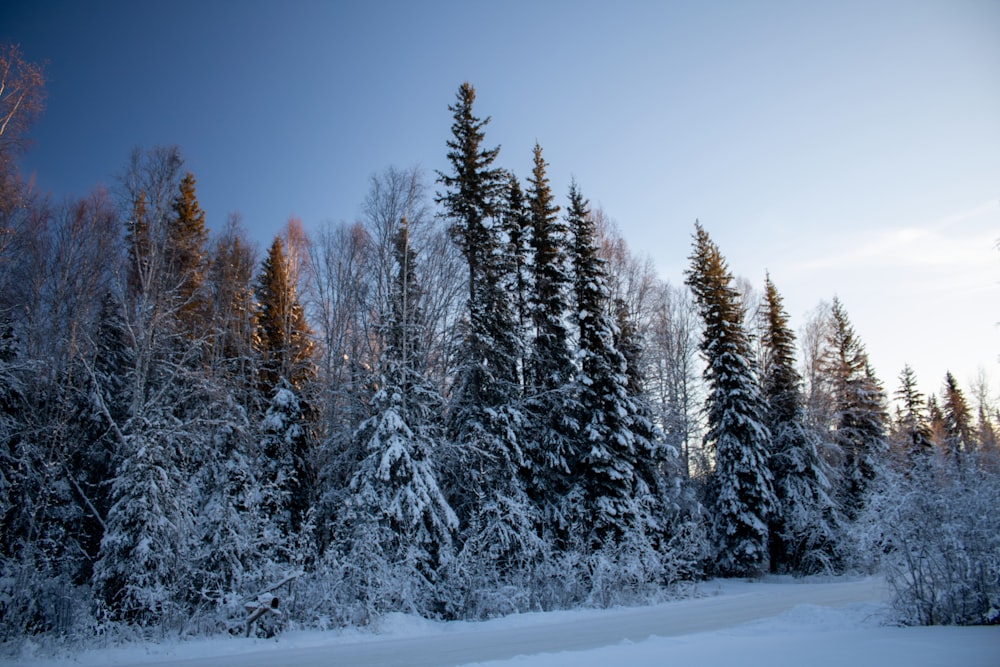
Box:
[88,578,889,667]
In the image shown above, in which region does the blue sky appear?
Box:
[4,0,999,399]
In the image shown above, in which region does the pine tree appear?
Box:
[435,82,536,585]
[569,183,655,548]
[526,143,572,394]
[93,406,192,626]
[207,216,259,402]
[685,223,775,576]
[435,81,522,481]
[892,365,933,460]
[256,236,315,392]
[760,275,838,573]
[348,219,456,605]
[941,371,973,462]
[165,172,209,336]
[824,297,887,521]
[501,172,532,394]
[523,145,578,534]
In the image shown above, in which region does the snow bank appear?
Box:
[7,577,999,667]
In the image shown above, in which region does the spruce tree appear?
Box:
[824,297,888,521]
[685,223,775,576]
[893,365,933,460]
[941,371,973,462]
[523,145,578,535]
[501,172,532,394]
[569,183,654,547]
[526,143,572,395]
[256,236,315,392]
[761,275,838,573]
[165,172,209,336]
[435,83,536,578]
[348,219,457,602]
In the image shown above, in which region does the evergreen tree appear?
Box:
[760,275,838,573]
[941,371,973,462]
[526,143,572,393]
[824,297,888,521]
[347,219,457,606]
[207,216,259,403]
[892,365,933,460]
[93,405,192,626]
[685,223,775,576]
[523,145,578,535]
[569,183,656,547]
[501,172,532,394]
[165,172,209,336]
[258,377,314,555]
[435,82,536,586]
[256,236,315,392]
[255,236,317,543]
[927,393,946,448]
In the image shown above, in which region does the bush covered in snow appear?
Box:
[862,455,1000,626]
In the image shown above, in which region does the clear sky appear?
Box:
[4,0,999,401]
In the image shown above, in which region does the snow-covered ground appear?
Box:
[7,577,999,667]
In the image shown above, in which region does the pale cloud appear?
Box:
[794,201,998,275]
[774,200,1000,398]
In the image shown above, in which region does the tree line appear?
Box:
[1,48,998,642]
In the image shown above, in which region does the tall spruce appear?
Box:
[893,365,933,461]
[256,236,315,392]
[255,235,317,547]
[569,183,654,547]
[526,143,572,392]
[941,371,973,462]
[523,145,578,534]
[760,274,838,573]
[501,172,532,394]
[685,223,775,576]
[165,172,209,336]
[435,83,536,572]
[824,297,887,521]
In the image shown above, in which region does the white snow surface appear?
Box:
[7,577,999,667]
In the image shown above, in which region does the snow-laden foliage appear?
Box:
[686,224,776,577]
[760,276,842,574]
[859,456,1000,626]
[7,78,1000,650]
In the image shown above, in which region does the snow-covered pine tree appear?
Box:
[892,365,933,462]
[256,236,316,394]
[568,182,654,549]
[523,144,579,541]
[500,172,532,395]
[435,83,538,594]
[345,219,457,615]
[760,275,839,574]
[823,297,888,522]
[93,403,193,627]
[206,216,259,406]
[258,379,314,561]
[165,171,210,341]
[941,371,973,463]
[685,223,775,577]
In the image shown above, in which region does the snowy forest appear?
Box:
[1,47,999,647]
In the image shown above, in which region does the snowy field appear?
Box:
[7,577,999,667]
